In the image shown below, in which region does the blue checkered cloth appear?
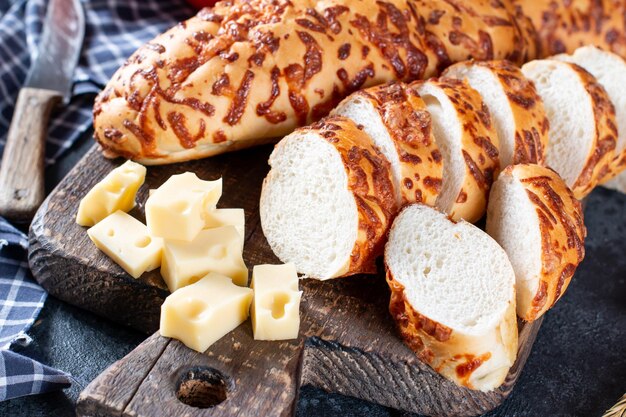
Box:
[0,0,194,401]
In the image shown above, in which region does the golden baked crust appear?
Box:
[386,269,518,391]
[410,0,536,72]
[93,0,533,165]
[565,62,618,198]
[343,82,443,206]
[302,116,397,276]
[515,0,626,59]
[505,164,587,322]
[443,60,550,166]
[414,78,500,223]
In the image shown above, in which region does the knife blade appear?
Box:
[25,0,85,101]
[0,0,85,220]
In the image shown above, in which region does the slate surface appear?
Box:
[0,132,624,416]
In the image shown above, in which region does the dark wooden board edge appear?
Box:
[75,316,541,417]
[29,196,168,333]
[299,318,543,416]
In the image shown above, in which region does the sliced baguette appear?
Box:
[486,164,586,322]
[554,45,626,189]
[521,59,617,198]
[385,204,517,391]
[413,79,500,222]
[260,115,397,279]
[443,60,549,168]
[332,82,443,206]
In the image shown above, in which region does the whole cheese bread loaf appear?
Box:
[260,115,397,279]
[486,164,586,322]
[93,0,537,164]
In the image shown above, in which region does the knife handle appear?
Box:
[0,87,62,221]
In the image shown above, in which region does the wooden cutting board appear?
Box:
[28,144,542,416]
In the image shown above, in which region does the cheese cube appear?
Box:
[161,226,247,291]
[160,273,253,352]
[87,211,163,279]
[251,263,302,341]
[204,208,245,248]
[150,191,244,240]
[76,160,146,226]
[146,173,222,241]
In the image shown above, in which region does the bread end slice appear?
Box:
[486,164,586,321]
[385,204,517,391]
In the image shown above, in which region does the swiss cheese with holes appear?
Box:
[87,210,163,278]
[251,263,301,341]
[146,172,222,241]
[160,273,253,352]
[76,160,146,227]
[161,225,247,292]
[148,192,245,239]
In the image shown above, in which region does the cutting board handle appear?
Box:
[0,87,61,221]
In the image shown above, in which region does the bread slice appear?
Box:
[385,204,517,391]
[554,45,626,189]
[443,60,549,168]
[332,82,443,206]
[521,59,617,198]
[413,79,500,223]
[486,164,586,322]
[260,116,397,280]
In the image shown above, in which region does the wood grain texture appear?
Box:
[0,87,61,221]
[30,144,542,416]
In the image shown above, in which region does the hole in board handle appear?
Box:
[176,366,231,408]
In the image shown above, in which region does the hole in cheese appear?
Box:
[135,236,151,248]
[107,229,115,237]
[172,201,190,212]
[208,245,227,259]
[180,298,207,320]
[263,292,291,319]
[103,180,123,194]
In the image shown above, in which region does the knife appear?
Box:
[0,0,84,221]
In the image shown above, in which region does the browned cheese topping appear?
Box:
[305,116,397,274]
[514,0,626,59]
[511,164,586,320]
[356,82,443,205]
